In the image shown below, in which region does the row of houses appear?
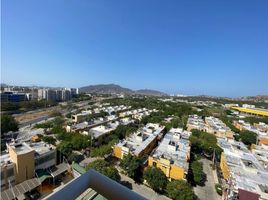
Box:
[113,124,192,181]
[187,115,234,139]
[233,120,268,147]
[72,105,131,123]
[218,138,268,199]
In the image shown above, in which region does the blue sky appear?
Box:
[2,0,268,97]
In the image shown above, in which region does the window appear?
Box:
[7,168,14,178]
[35,152,56,166]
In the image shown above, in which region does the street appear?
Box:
[193,159,221,200]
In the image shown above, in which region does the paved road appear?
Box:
[119,173,170,200]
[194,159,221,200]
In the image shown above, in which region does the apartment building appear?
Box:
[233,120,268,146]
[113,123,165,159]
[187,115,207,132]
[88,121,119,146]
[205,116,234,139]
[218,139,268,199]
[0,92,28,102]
[148,128,191,180]
[72,111,92,123]
[37,88,73,102]
[1,140,56,190]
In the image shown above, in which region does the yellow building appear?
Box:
[218,138,268,199]
[113,123,165,159]
[232,107,268,117]
[220,153,230,180]
[205,116,234,139]
[148,128,191,180]
[258,138,268,146]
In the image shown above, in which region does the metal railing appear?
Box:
[46,169,147,200]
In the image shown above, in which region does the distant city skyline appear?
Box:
[2,1,268,97]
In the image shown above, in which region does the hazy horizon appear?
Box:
[2,1,268,97]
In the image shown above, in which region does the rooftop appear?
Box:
[115,123,165,156]
[151,129,190,170]
[7,140,55,156]
[218,138,268,199]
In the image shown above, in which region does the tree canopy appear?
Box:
[86,159,120,182]
[91,138,118,157]
[166,180,194,200]
[191,161,205,185]
[143,167,167,192]
[1,115,18,135]
[120,154,140,181]
[189,129,223,160]
[238,130,257,145]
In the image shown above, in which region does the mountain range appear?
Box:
[79,84,168,96]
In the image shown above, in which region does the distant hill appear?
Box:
[241,95,268,101]
[79,84,132,94]
[79,84,167,96]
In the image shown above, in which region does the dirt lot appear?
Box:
[14,107,59,123]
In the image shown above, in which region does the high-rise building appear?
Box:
[56,90,63,101]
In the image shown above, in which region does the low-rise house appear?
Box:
[72,111,91,123]
[66,122,89,133]
[233,120,268,147]
[187,115,207,132]
[218,139,268,199]
[205,116,234,139]
[120,117,134,125]
[88,122,119,146]
[113,123,165,159]
[148,128,191,180]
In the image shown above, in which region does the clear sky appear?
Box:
[2,0,268,97]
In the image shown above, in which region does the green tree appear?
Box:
[102,166,120,181]
[143,167,167,192]
[189,129,223,160]
[91,139,118,157]
[120,154,140,181]
[239,130,257,145]
[1,143,7,151]
[42,136,56,145]
[191,161,204,185]
[57,142,73,156]
[67,152,83,163]
[86,159,120,181]
[65,112,72,118]
[1,115,18,134]
[71,134,90,150]
[166,180,194,200]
